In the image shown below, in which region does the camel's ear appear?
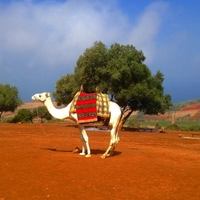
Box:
[45,92,50,97]
[96,86,100,93]
[80,84,84,92]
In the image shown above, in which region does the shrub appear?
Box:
[165,123,180,130]
[179,126,190,131]
[154,123,161,130]
[189,125,200,132]
[1,117,13,123]
[125,118,140,128]
[11,108,33,123]
[33,106,52,123]
[165,124,200,132]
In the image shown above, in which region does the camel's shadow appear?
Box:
[41,147,121,157]
[40,148,72,152]
[91,149,121,157]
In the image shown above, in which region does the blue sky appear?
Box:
[0,0,200,103]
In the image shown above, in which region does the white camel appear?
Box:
[32,92,123,158]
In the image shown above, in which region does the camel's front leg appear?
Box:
[78,125,91,157]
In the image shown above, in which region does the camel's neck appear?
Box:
[44,97,71,119]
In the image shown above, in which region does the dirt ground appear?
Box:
[0,123,200,200]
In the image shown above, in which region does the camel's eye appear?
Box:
[39,95,41,97]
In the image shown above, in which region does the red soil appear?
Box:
[181,103,200,111]
[0,123,200,200]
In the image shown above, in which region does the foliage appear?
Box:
[164,123,180,130]
[125,118,141,128]
[141,121,200,128]
[125,118,162,129]
[11,108,33,123]
[53,74,77,106]
[165,123,200,132]
[135,111,145,118]
[154,123,161,130]
[1,117,13,123]
[33,106,52,123]
[53,41,172,122]
[188,125,200,132]
[0,83,22,120]
[74,41,109,93]
[47,118,63,123]
[124,119,200,132]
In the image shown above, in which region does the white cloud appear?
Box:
[0,0,168,70]
[0,0,131,70]
[127,1,169,64]
[0,0,173,100]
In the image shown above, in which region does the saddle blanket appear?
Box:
[70,92,110,123]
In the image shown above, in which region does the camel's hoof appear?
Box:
[85,154,91,158]
[79,152,86,156]
[100,154,107,159]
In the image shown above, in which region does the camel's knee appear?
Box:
[111,137,119,145]
[116,136,120,143]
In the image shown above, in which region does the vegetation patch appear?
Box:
[165,123,200,132]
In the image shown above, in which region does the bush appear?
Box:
[1,117,13,123]
[125,118,140,128]
[179,126,190,131]
[189,125,200,132]
[33,106,52,123]
[154,123,161,130]
[165,123,200,132]
[165,123,180,130]
[11,108,33,123]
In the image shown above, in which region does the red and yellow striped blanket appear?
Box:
[70,92,110,123]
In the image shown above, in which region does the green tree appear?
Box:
[12,108,33,123]
[53,42,172,122]
[33,106,52,123]
[74,41,109,93]
[52,42,109,105]
[53,74,77,106]
[0,83,22,120]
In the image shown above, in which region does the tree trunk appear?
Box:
[0,111,3,121]
[122,108,134,125]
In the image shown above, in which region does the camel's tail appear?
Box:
[117,112,125,133]
[114,112,125,144]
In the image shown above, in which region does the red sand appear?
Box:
[0,123,200,200]
[181,103,200,111]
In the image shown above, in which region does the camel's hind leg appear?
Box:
[101,115,123,158]
[101,138,117,159]
[101,127,119,159]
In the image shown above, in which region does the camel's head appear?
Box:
[31,92,50,102]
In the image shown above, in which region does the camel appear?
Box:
[31,92,123,158]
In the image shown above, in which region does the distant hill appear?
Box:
[2,99,200,121]
[133,102,200,121]
[169,98,200,111]
[181,103,200,111]
[1,101,63,119]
